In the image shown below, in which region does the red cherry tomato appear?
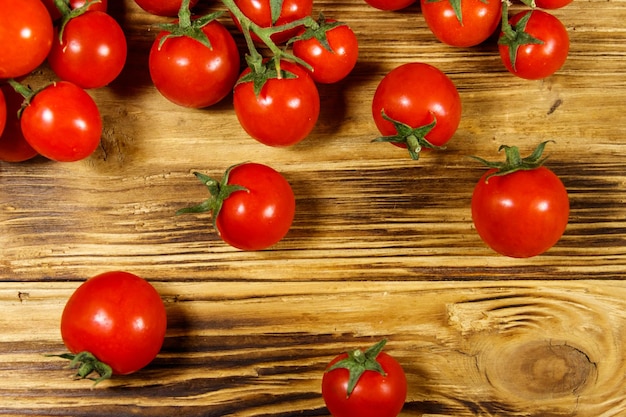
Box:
[149,19,241,108]
[233,60,320,147]
[322,340,407,417]
[471,144,570,258]
[363,0,417,11]
[134,0,199,17]
[499,9,569,80]
[421,0,502,47]
[41,0,108,21]
[61,271,167,377]
[48,11,127,89]
[0,84,38,162]
[20,81,102,162]
[0,0,54,79]
[372,62,461,158]
[534,0,573,9]
[292,20,359,84]
[232,0,313,44]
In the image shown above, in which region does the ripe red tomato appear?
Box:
[0,84,38,162]
[471,143,569,258]
[499,9,569,80]
[535,0,573,9]
[134,0,199,17]
[363,0,416,10]
[178,163,296,251]
[0,0,54,79]
[60,271,167,379]
[20,81,102,162]
[233,60,320,147]
[48,10,127,89]
[149,19,241,108]
[232,0,313,44]
[41,0,108,21]
[421,0,502,47]
[372,62,461,159]
[322,340,407,417]
[292,19,359,84]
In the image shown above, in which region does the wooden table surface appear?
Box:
[2,0,626,415]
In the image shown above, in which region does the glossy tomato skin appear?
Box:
[292,21,359,84]
[149,20,241,108]
[322,351,407,417]
[217,163,295,251]
[0,0,53,79]
[134,0,199,16]
[21,81,102,162]
[499,10,569,80]
[61,271,167,375]
[232,0,314,44]
[41,0,108,21]
[234,61,320,147]
[364,0,417,10]
[421,0,502,47]
[372,62,461,148]
[471,167,569,258]
[48,11,127,89]
[535,0,573,9]
[0,84,38,162]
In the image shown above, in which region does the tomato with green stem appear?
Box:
[0,84,38,162]
[421,0,502,47]
[0,0,54,79]
[134,0,199,17]
[322,340,407,417]
[41,0,108,21]
[59,271,167,383]
[177,162,296,251]
[149,10,241,108]
[48,8,127,89]
[498,8,569,80]
[372,62,461,160]
[291,16,359,84]
[14,80,102,162]
[234,59,320,147]
[471,141,570,258]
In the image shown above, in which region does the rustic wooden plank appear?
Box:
[1,0,626,415]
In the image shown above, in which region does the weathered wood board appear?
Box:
[1,0,626,415]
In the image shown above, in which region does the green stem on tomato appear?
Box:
[500,0,516,40]
[177,0,193,28]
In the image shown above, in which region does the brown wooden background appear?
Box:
[1,0,626,415]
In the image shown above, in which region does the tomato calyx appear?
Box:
[51,351,113,385]
[287,13,346,52]
[53,0,102,42]
[176,164,249,230]
[372,110,443,160]
[425,0,464,24]
[6,79,42,117]
[498,2,544,71]
[155,0,223,50]
[327,339,388,397]
[471,140,552,182]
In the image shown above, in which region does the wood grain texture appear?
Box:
[1,0,625,415]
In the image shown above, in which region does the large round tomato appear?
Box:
[421,0,502,47]
[372,62,461,159]
[0,84,38,162]
[178,163,296,251]
[292,20,359,84]
[0,0,54,79]
[61,271,167,378]
[134,0,199,17]
[472,165,569,258]
[20,81,102,162]
[363,0,416,10]
[149,19,240,108]
[499,9,569,80]
[322,340,407,417]
[48,10,127,89]
[232,0,314,44]
[233,60,320,147]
